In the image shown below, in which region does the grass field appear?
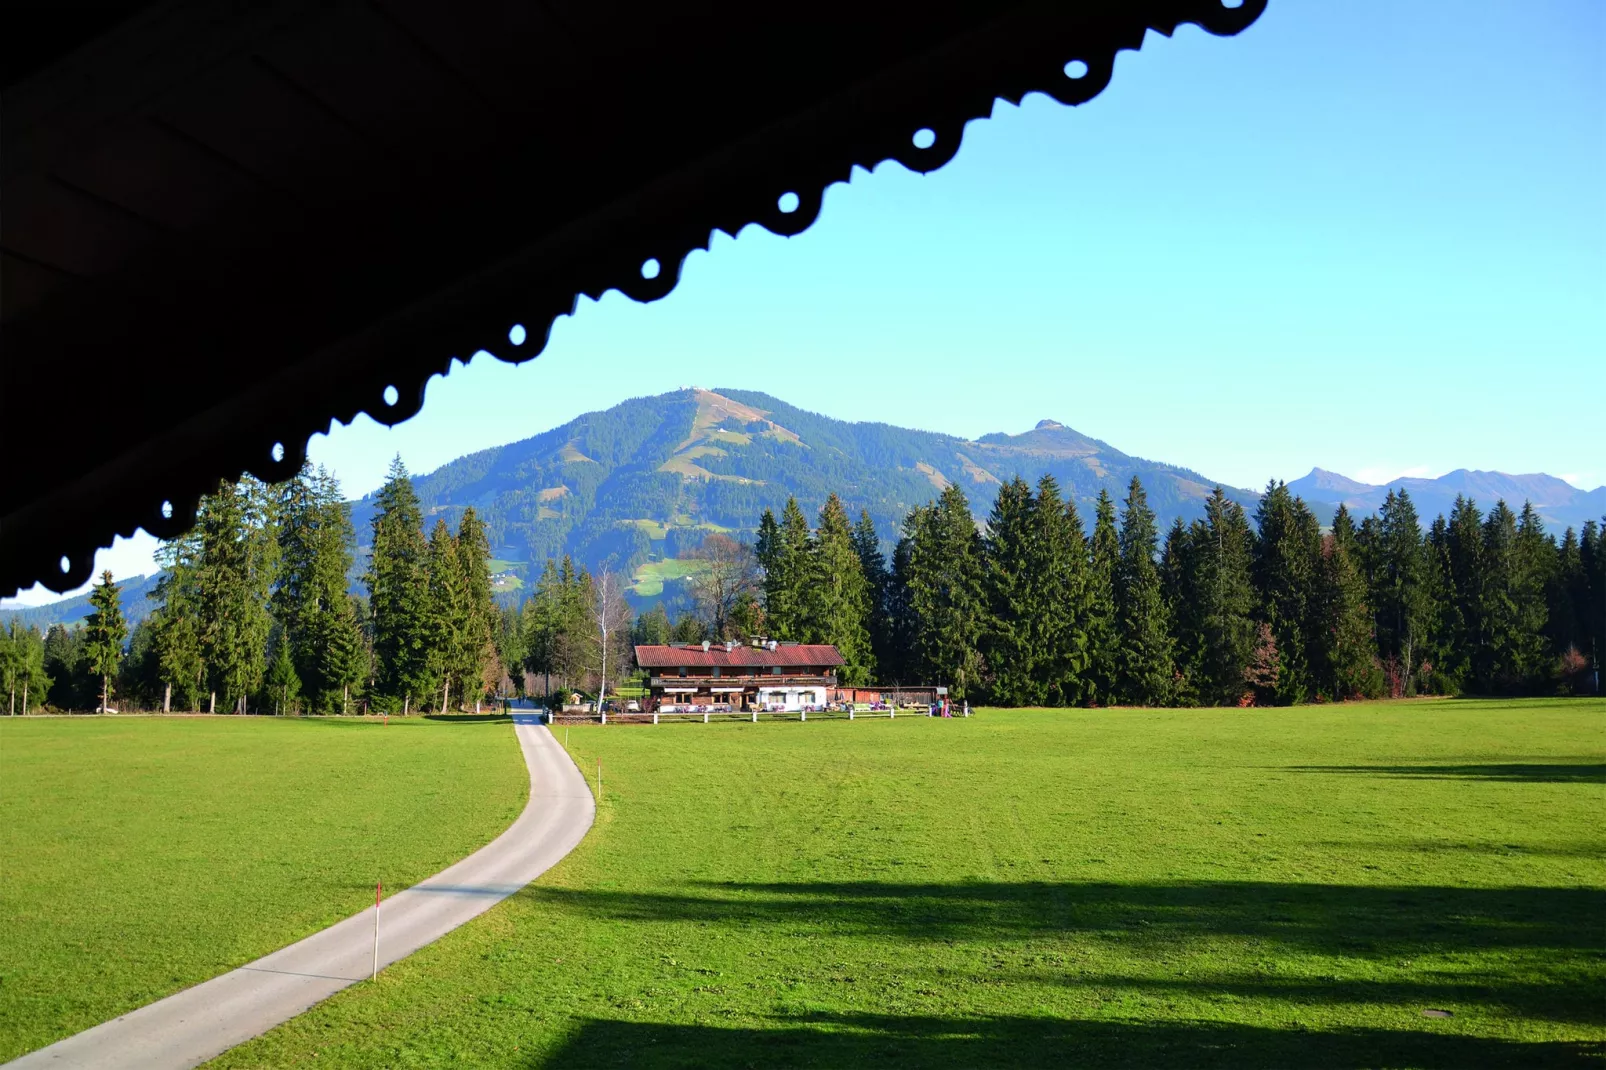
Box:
[210,698,1604,1068]
[630,558,708,597]
[0,715,528,1061]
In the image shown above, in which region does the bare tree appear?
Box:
[689,534,759,640]
[591,570,634,706]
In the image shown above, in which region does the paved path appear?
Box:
[8,713,593,1070]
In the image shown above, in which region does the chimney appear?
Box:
[702,640,710,652]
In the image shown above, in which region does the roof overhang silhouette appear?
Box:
[1,0,1265,596]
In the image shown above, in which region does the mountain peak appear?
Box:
[1035,419,1065,431]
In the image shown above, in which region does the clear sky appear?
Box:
[8,0,1603,607]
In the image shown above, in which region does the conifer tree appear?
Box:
[1084,489,1121,705]
[1549,527,1584,660]
[264,626,302,715]
[427,517,469,711]
[366,457,432,712]
[906,485,987,698]
[196,478,277,713]
[883,535,918,683]
[1,622,50,715]
[1032,476,1090,706]
[1367,490,1432,695]
[1582,519,1605,689]
[84,571,127,713]
[1114,477,1174,706]
[1319,505,1383,699]
[983,477,1038,705]
[152,527,205,711]
[1511,502,1553,686]
[456,507,498,709]
[762,498,813,640]
[807,494,875,683]
[852,510,891,670]
[1252,482,1321,704]
[274,463,363,712]
[1198,488,1257,705]
[1160,518,1203,705]
[1440,496,1486,692]
[632,603,673,646]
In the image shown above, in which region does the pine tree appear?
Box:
[366,457,432,712]
[1367,490,1432,696]
[274,463,362,712]
[883,535,918,683]
[1084,489,1121,706]
[1197,488,1257,705]
[906,485,987,699]
[427,518,469,711]
[193,478,278,713]
[1252,482,1321,704]
[632,603,673,646]
[264,626,302,714]
[1582,519,1605,691]
[1319,505,1383,699]
[807,494,875,684]
[1160,518,1203,705]
[84,570,127,713]
[983,477,1038,705]
[1511,501,1553,686]
[456,508,498,710]
[1032,476,1090,706]
[851,510,892,671]
[1,622,51,715]
[1549,527,1584,661]
[762,498,813,640]
[1114,477,1173,706]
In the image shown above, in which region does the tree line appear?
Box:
[13,464,1600,714]
[735,476,1603,705]
[21,458,506,714]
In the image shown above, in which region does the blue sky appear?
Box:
[8,0,1603,606]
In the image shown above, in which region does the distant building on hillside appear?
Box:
[635,640,844,712]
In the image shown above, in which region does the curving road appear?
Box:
[7,713,593,1070]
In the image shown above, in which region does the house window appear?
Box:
[771,666,781,676]
[678,666,687,677]
[713,666,721,678]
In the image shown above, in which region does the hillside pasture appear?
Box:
[214,698,1605,1068]
[0,715,527,1062]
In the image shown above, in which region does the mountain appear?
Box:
[351,388,1261,608]
[1288,468,1606,532]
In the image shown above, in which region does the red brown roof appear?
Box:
[635,644,844,669]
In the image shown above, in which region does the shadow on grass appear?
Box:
[535,1012,1600,1069]
[523,880,1603,957]
[422,712,513,724]
[1285,763,1606,783]
[520,880,1604,1033]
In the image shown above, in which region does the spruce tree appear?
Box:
[264,626,302,715]
[1084,489,1121,706]
[1511,501,1553,686]
[1370,490,1432,695]
[852,510,892,671]
[456,508,498,709]
[632,603,673,646]
[1252,482,1321,704]
[84,571,127,713]
[153,527,205,711]
[883,535,918,683]
[983,477,1038,705]
[806,494,874,683]
[196,478,277,713]
[906,485,987,698]
[1582,519,1605,690]
[1032,476,1090,706]
[1319,505,1383,699]
[1549,527,1584,661]
[427,518,469,711]
[1159,518,1202,706]
[1114,477,1173,706]
[1199,488,1257,705]
[366,457,432,712]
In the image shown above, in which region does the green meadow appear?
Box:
[209,698,1605,1068]
[0,715,527,1061]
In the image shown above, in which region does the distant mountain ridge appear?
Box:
[11,391,1599,628]
[351,388,1264,601]
[1287,468,1605,533]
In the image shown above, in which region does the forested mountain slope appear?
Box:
[353,388,1261,584]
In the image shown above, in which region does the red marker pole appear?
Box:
[372,879,382,979]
